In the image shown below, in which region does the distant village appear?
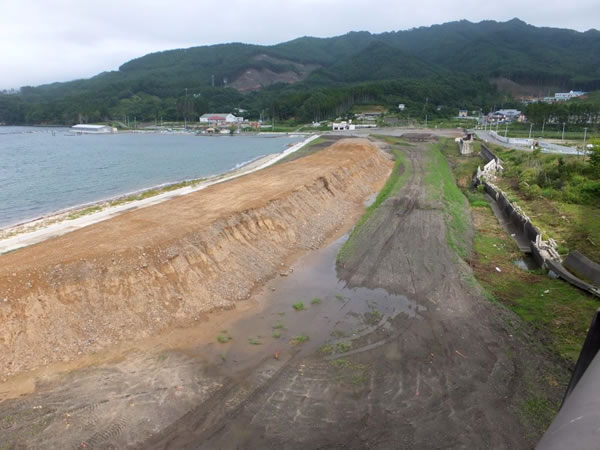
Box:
[68,88,590,134]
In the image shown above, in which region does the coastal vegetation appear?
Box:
[441,140,599,363]
[481,142,600,260]
[426,139,472,259]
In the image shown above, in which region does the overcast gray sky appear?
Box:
[1,0,598,89]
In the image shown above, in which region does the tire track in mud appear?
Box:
[140,139,543,449]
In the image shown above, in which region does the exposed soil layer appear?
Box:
[138,142,558,448]
[229,54,320,92]
[0,139,391,380]
[0,138,564,448]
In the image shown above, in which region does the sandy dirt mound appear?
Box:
[0,139,391,379]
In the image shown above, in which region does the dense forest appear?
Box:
[1,18,599,125]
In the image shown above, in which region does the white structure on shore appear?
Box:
[199,113,242,125]
[71,124,115,134]
[332,121,355,131]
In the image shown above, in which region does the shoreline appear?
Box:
[0,134,320,254]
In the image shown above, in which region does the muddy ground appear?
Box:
[0,137,563,448]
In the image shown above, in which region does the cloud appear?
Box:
[1,0,598,89]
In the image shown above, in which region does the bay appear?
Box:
[0,127,304,228]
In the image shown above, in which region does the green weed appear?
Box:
[290,334,309,345]
[217,333,232,344]
[292,302,305,311]
[335,342,352,353]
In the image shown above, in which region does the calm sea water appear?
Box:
[0,127,304,228]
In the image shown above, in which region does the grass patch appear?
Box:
[472,187,597,363]
[217,332,232,344]
[364,310,383,325]
[290,334,309,345]
[335,341,352,353]
[272,330,282,339]
[442,140,598,364]
[426,139,472,259]
[335,294,345,301]
[64,178,207,221]
[519,395,558,430]
[328,359,369,385]
[272,322,285,330]
[329,359,352,369]
[292,302,305,311]
[320,344,335,355]
[248,337,263,345]
[338,143,411,263]
[67,205,102,220]
[311,297,322,305]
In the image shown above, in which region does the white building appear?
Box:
[71,124,115,134]
[332,121,355,131]
[551,91,586,102]
[199,113,242,125]
[398,104,406,111]
[496,109,521,119]
[458,110,468,118]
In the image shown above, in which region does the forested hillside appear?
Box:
[1,18,598,125]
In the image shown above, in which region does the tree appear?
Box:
[589,139,600,177]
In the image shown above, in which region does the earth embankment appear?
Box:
[0,139,391,379]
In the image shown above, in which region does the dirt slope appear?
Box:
[0,139,391,380]
[143,141,550,449]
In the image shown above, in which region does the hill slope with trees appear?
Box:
[1,18,599,125]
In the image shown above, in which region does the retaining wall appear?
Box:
[475,144,600,298]
[565,251,600,286]
[480,144,499,164]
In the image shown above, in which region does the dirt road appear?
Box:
[0,137,557,448]
[139,141,549,448]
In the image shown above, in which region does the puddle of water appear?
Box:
[513,256,538,271]
[0,233,424,397]
[203,234,425,371]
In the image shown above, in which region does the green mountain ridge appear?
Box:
[1,18,599,124]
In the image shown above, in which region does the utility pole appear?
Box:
[184,88,188,128]
[583,127,588,160]
[541,118,545,137]
[505,122,508,138]
[528,123,533,140]
[425,114,428,128]
[562,122,566,141]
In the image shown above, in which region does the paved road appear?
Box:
[476,130,581,155]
